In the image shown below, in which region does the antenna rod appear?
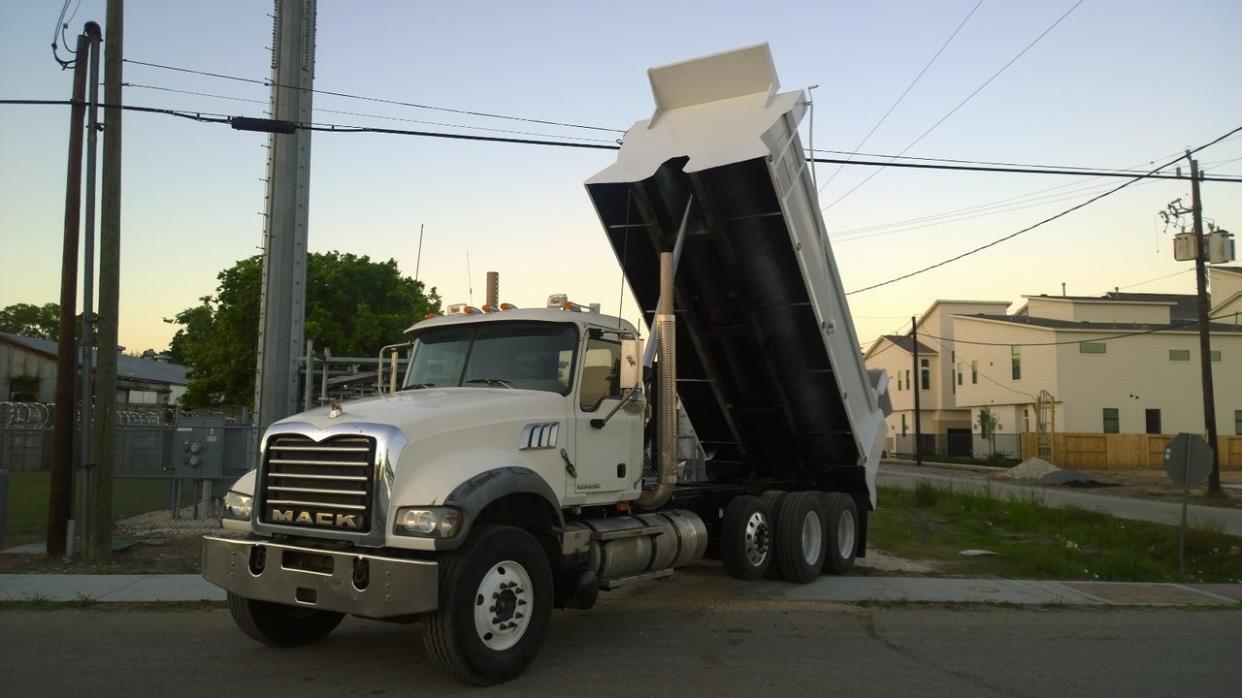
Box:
[466,250,473,305]
[414,223,424,283]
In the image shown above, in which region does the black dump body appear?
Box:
[587,157,861,482]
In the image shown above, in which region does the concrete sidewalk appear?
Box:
[2,573,1238,607]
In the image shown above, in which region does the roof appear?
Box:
[917,299,1011,325]
[878,334,937,355]
[959,314,1242,334]
[1023,292,1199,322]
[1212,266,1242,275]
[0,332,189,385]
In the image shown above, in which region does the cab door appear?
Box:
[568,330,642,503]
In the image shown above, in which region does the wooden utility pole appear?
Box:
[48,32,91,559]
[911,316,922,466]
[87,0,123,560]
[1188,154,1222,494]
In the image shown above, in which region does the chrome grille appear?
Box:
[259,434,376,532]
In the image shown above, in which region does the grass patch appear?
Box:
[871,484,1242,583]
[4,471,189,535]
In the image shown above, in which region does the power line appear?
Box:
[123,58,626,134]
[843,123,1242,296]
[816,0,983,193]
[822,0,1087,212]
[828,147,1189,238]
[123,82,617,143]
[807,155,1242,182]
[1095,268,1193,295]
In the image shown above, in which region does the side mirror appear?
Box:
[619,338,642,391]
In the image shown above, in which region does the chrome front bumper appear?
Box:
[202,535,439,618]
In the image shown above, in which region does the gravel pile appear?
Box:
[997,457,1060,480]
[116,506,223,539]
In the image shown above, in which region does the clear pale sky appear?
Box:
[2,0,1241,354]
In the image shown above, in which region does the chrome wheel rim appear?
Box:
[473,560,532,651]
[801,510,823,564]
[837,509,856,559]
[744,511,771,567]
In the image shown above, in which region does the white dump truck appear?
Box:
[202,43,890,685]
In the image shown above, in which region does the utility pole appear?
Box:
[254,0,317,435]
[911,316,922,467]
[1188,154,1222,494]
[48,30,90,559]
[78,22,103,554]
[87,0,123,560]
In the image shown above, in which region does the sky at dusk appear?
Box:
[2,0,1241,354]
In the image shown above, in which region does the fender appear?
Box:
[436,466,564,550]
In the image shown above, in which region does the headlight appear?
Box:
[394,507,461,538]
[223,490,253,521]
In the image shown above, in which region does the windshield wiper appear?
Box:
[399,383,435,391]
[464,378,513,389]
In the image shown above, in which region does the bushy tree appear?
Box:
[0,302,61,340]
[167,252,440,408]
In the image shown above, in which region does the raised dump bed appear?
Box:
[585,44,888,501]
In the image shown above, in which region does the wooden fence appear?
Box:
[1020,432,1242,471]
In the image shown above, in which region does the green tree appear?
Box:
[0,302,61,340]
[166,252,440,408]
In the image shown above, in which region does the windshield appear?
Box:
[403,321,578,394]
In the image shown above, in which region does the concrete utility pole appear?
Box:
[1188,154,1222,494]
[87,0,123,560]
[254,0,317,435]
[48,31,91,559]
[911,316,922,467]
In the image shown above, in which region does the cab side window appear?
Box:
[579,338,621,412]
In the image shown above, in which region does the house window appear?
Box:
[1024,408,1030,432]
[1236,410,1242,436]
[919,358,930,390]
[951,352,956,394]
[957,364,963,386]
[1211,350,1221,362]
[1169,350,1190,361]
[1103,408,1120,434]
[1145,409,1162,435]
[906,369,911,390]
[901,414,908,436]
[1011,346,1021,380]
[971,360,978,384]
[1079,342,1107,354]
[896,372,902,391]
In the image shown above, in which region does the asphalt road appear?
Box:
[2,603,1239,696]
[879,462,1242,536]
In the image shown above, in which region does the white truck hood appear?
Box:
[273,387,565,441]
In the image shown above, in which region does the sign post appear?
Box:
[1162,433,1214,577]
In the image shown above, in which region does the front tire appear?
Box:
[227,592,344,647]
[423,524,553,685]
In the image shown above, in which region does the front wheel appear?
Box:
[227,592,344,647]
[422,524,553,685]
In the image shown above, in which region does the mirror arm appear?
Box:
[590,387,640,429]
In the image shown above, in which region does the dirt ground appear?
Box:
[0,507,218,574]
[1039,468,1242,509]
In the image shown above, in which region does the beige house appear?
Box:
[949,270,1242,442]
[863,300,1011,455]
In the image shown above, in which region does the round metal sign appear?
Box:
[1162,433,1214,487]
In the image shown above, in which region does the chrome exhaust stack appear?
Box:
[636,248,677,510]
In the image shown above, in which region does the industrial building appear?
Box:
[0,332,188,405]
